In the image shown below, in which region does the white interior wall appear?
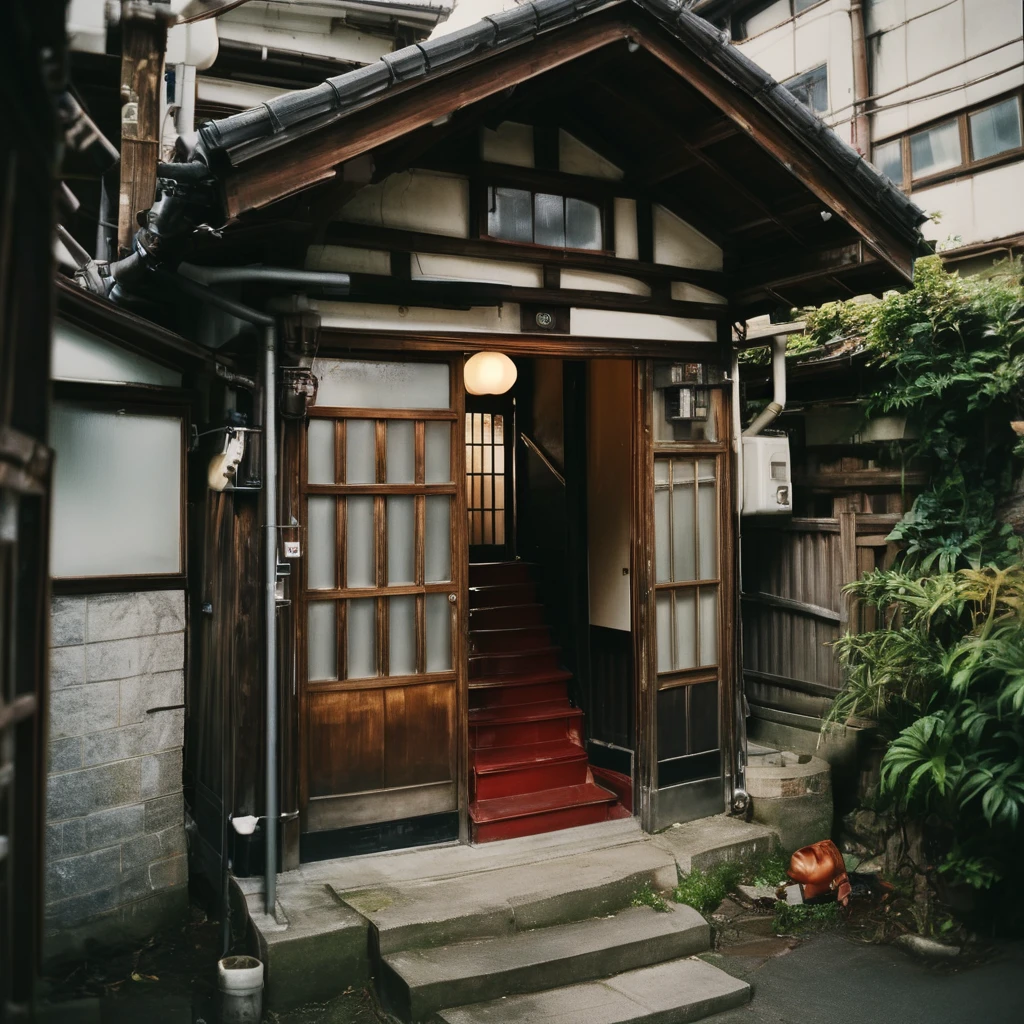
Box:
[305,244,392,275]
[313,300,521,333]
[588,360,632,631]
[570,309,717,342]
[411,253,544,286]
[558,130,624,180]
[614,198,639,260]
[560,270,651,296]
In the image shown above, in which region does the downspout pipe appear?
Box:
[742,335,788,437]
[850,0,871,156]
[157,263,349,920]
[730,352,748,813]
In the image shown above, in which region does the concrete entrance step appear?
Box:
[381,904,708,1022]
[437,956,751,1024]
[339,842,678,955]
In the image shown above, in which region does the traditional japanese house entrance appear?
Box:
[299,357,467,852]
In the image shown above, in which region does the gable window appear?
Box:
[784,65,828,115]
[873,92,1024,189]
[486,187,604,250]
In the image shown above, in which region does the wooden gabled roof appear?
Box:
[192,0,928,313]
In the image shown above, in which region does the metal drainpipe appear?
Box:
[163,263,349,918]
[742,336,788,437]
[730,353,748,812]
[850,0,872,156]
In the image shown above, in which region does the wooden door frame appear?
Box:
[291,353,470,853]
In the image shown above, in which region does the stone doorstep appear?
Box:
[248,813,780,1011]
[381,904,709,1022]
[435,957,751,1024]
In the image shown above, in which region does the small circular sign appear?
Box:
[535,310,554,328]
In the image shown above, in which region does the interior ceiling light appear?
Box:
[464,351,518,396]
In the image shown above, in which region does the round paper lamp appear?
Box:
[464,351,518,395]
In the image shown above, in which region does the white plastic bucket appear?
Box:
[217,955,264,1023]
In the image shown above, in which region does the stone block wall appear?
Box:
[46,591,188,959]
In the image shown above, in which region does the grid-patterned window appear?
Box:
[486,187,604,250]
[465,412,506,546]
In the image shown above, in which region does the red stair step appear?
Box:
[469,603,547,630]
[470,782,618,843]
[470,625,552,655]
[468,561,537,587]
[470,678,568,709]
[472,739,590,800]
[470,701,584,748]
[470,647,561,679]
[469,583,536,609]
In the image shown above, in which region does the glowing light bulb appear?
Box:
[464,351,517,395]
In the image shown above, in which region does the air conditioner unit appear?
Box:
[742,434,792,514]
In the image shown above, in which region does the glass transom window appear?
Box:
[910,119,962,178]
[969,97,1022,161]
[784,65,828,115]
[486,187,603,250]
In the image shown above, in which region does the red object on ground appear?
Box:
[788,839,852,905]
[468,562,623,841]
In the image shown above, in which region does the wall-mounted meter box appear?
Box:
[742,434,792,514]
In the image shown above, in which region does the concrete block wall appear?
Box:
[46,591,188,959]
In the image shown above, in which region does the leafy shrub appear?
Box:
[773,900,842,934]
[674,862,743,916]
[630,883,669,912]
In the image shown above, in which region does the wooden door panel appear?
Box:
[384,681,456,789]
[307,689,385,798]
[299,356,467,836]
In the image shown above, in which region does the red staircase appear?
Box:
[468,561,627,842]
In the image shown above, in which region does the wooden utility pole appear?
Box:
[117,2,170,255]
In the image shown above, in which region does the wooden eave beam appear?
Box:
[323,222,728,291]
[732,241,879,304]
[219,12,633,217]
[629,21,918,282]
[339,273,729,321]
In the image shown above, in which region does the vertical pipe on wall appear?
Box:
[263,324,279,916]
[850,0,872,156]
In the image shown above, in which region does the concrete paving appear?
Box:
[704,933,1024,1024]
[436,957,751,1024]
[653,815,778,873]
[381,904,708,1020]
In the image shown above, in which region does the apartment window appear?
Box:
[486,187,604,250]
[969,97,1022,161]
[784,65,828,115]
[873,92,1024,189]
[910,119,961,178]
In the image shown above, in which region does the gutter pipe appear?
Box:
[170,262,349,919]
[729,352,748,813]
[850,0,872,156]
[742,335,788,437]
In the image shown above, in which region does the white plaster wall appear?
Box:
[313,300,520,333]
[560,270,651,296]
[558,131,624,180]
[411,253,544,287]
[570,309,717,342]
[914,161,1024,249]
[481,122,535,167]
[305,245,392,275]
[339,171,471,238]
[652,205,724,270]
[614,198,639,260]
[670,282,728,305]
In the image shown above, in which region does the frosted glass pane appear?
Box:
[346,419,375,484]
[307,602,337,681]
[389,596,416,676]
[699,587,718,667]
[425,421,451,483]
[872,138,903,185]
[566,198,602,250]
[52,320,182,386]
[426,593,452,672]
[387,421,415,483]
[910,120,961,177]
[698,480,717,581]
[656,592,672,673]
[671,461,696,583]
[425,496,451,583]
[674,591,697,670]
[534,193,565,247]
[970,97,1021,160]
[307,497,336,590]
[387,497,415,584]
[654,484,670,584]
[347,497,375,587]
[347,599,376,679]
[488,187,532,243]
[307,419,335,484]
[313,358,450,410]
[50,404,181,577]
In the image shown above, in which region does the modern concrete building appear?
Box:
[694,0,1024,271]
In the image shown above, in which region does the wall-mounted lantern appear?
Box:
[464,351,517,396]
